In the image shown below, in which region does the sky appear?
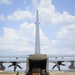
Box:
[0,0,75,71]
[0,0,75,55]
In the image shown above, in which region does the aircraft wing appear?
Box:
[48,55,75,70]
[0,55,28,63]
[0,54,75,63]
[47,54,75,58]
[47,54,75,62]
[0,55,29,58]
[0,56,28,71]
[0,58,27,63]
[49,58,75,62]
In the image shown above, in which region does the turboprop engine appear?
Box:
[0,62,5,71]
[69,61,75,69]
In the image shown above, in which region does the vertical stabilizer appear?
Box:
[35,10,40,54]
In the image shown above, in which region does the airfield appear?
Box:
[0,71,75,75]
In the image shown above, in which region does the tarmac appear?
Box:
[0,70,75,75]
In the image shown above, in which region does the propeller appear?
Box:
[8,62,22,72]
[52,61,66,71]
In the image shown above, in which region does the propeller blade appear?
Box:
[17,65,22,69]
[61,64,66,66]
[52,65,56,69]
[14,66,17,72]
[57,65,61,71]
[8,65,13,68]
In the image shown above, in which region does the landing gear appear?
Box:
[47,72,50,75]
[16,71,19,75]
[26,68,50,75]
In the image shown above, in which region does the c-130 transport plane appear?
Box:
[0,10,75,75]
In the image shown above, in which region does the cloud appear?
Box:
[36,0,75,54]
[57,24,75,39]
[3,27,18,42]
[0,9,33,21]
[0,22,52,54]
[53,24,75,54]
[38,0,75,25]
[0,21,61,55]
[24,0,26,4]
[0,22,75,54]
[0,23,34,53]
[0,15,5,21]
[1,0,75,25]
[0,0,75,55]
[32,0,38,10]
[7,9,33,21]
[0,0,12,4]
[32,0,38,6]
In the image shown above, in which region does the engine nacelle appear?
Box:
[0,65,5,71]
[69,65,75,69]
[0,62,5,71]
[69,61,75,69]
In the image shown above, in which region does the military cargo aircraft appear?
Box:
[0,10,75,75]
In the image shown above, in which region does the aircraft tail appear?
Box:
[35,10,40,54]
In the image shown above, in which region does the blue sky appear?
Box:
[0,0,75,71]
[52,0,75,15]
[0,0,75,55]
